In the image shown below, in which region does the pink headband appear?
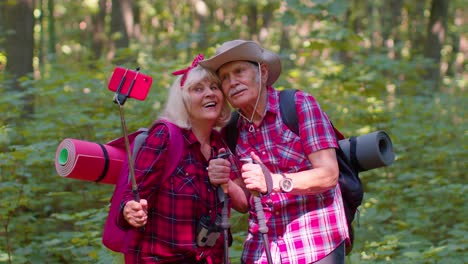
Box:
[171,54,205,87]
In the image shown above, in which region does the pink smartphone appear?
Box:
[108,67,153,101]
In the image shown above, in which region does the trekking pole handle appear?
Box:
[217,152,230,193]
[240,157,268,233]
[241,155,272,264]
[216,152,231,264]
[216,152,231,229]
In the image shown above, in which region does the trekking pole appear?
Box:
[221,191,230,264]
[240,157,273,264]
[113,68,141,201]
[253,196,273,264]
[217,152,231,264]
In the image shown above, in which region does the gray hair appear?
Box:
[160,65,231,129]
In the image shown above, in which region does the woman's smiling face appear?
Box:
[186,78,224,124]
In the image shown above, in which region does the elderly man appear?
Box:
[204,40,349,264]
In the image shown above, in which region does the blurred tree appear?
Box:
[91,0,107,60]
[446,5,464,77]
[408,1,428,55]
[424,0,449,92]
[381,0,403,59]
[192,0,210,50]
[110,0,133,63]
[47,0,56,58]
[3,0,35,120]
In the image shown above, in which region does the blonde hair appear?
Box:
[160,65,231,129]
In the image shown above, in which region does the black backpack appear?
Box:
[225,89,363,255]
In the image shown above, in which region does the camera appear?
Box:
[196,214,221,247]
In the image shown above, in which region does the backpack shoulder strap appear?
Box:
[279,90,357,161]
[129,128,149,183]
[279,89,299,136]
[225,111,240,154]
[133,120,183,184]
[131,129,149,162]
[279,89,349,145]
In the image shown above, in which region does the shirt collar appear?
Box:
[265,85,280,116]
[185,128,221,148]
[236,86,279,129]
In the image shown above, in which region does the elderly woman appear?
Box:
[117,54,249,264]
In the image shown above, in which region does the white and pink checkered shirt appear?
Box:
[234,87,349,264]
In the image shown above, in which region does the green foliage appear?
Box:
[347,89,467,263]
[0,53,172,263]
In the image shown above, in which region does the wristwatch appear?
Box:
[279,173,293,193]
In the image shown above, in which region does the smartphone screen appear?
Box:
[108,67,153,101]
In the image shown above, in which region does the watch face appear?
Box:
[280,177,293,193]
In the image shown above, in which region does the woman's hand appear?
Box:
[208,148,232,192]
[123,199,148,228]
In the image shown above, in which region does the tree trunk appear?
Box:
[247,3,258,40]
[191,0,209,51]
[38,0,44,67]
[4,0,35,119]
[424,0,449,92]
[408,1,427,56]
[48,0,56,57]
[133,0,141,41]
[385,0,403,59]
[446,7,463,77]
[109,0,133,62]
[279,25,293,69]
[91,0,107,60]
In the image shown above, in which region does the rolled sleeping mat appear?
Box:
[55,138,126,184]
[338,130,395,172]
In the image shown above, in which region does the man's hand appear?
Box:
[241,152,269,194]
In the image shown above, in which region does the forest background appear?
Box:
[0,0,466,263]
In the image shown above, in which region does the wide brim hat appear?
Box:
[199,40,281,86]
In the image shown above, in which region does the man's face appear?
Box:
[217,61,259,109]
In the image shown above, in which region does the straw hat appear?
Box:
[199,40,281,86]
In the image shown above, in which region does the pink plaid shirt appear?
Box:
[232,87,349,264]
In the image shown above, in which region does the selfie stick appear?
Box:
[241,157,273,264]
[113,67,141,201]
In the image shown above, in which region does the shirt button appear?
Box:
[262,151,266,155]
[275,211,280,215]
